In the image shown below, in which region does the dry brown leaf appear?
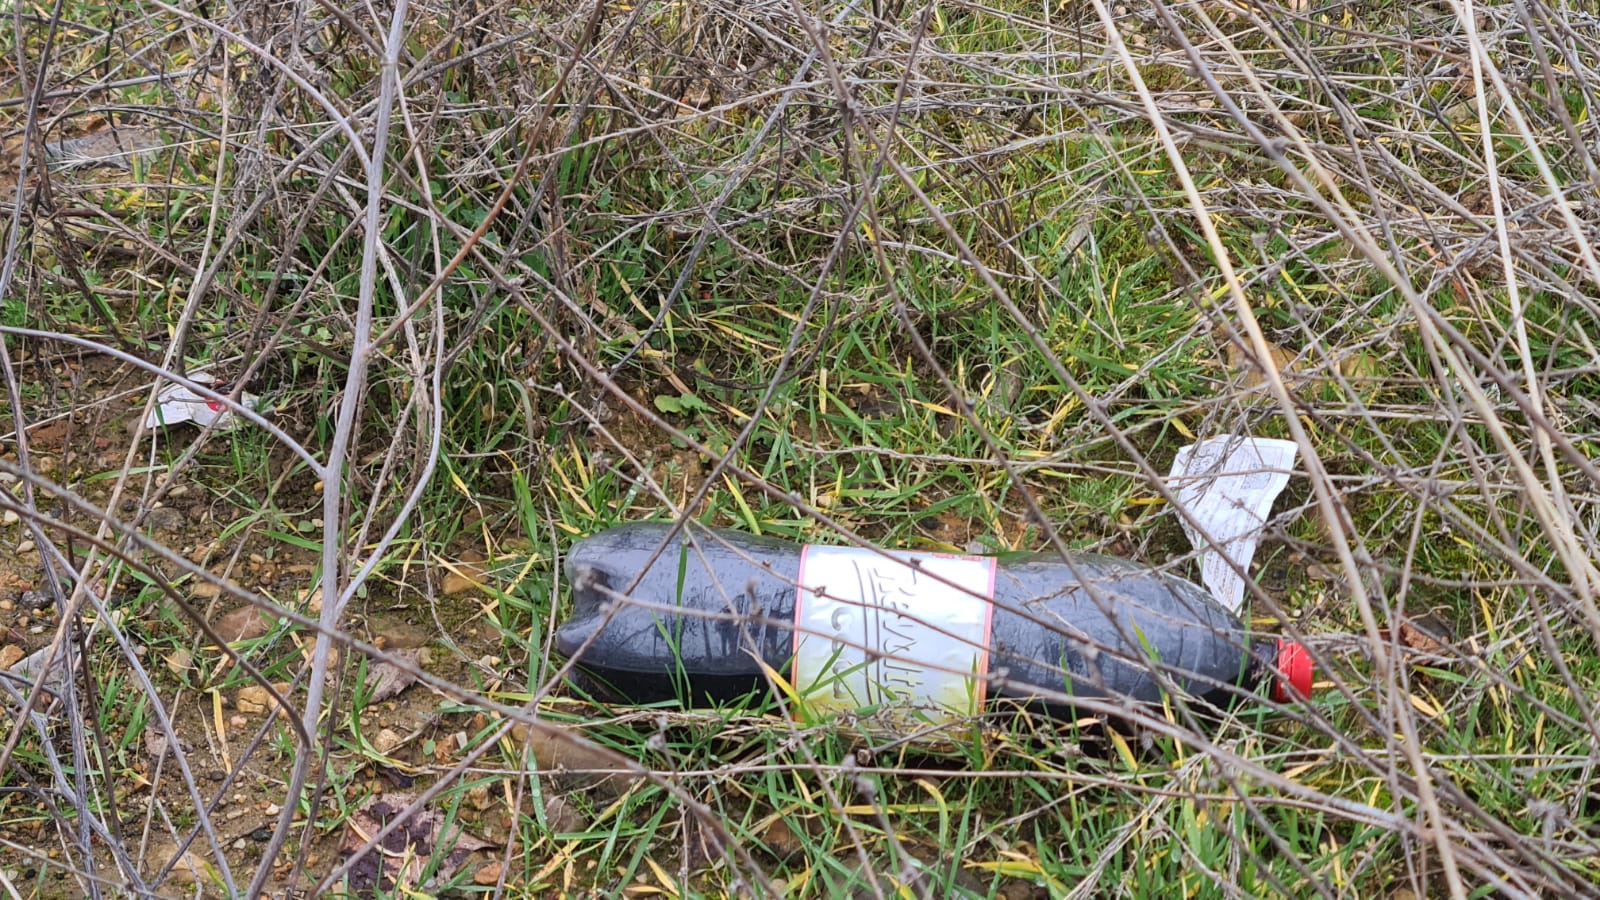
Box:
[145,727,190,761]
[145,840,212,887]
[213,606,270,644]
[236,682,292,717]
[340,792,494,894]
[163,647,193,675]
[441,559,491,595]
[542,795,585,834]
[24,420,70,451]
[1226,338,1297,390]
[513,721,621,771]
[236,686,269,715]
[758,817,804,862]
[511,721,639,793]
[473,861,504,886]
[1396,613,1453,656]
[367,616,434,649]
[1339,351,1382,380]
[366,648,424,703]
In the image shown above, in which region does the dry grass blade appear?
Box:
[0,0,1596,895]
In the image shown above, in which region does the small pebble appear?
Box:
[373,728,403,754]
[1,510,18,526]
[16,540,34,554]
[474,861,504,886]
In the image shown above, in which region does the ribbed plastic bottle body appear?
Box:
[560,523,800,702]
[556,523,1283,713]
[985,555,1265,710]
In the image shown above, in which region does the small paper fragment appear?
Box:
[143,373,260,431]
[1170,437,1298,614]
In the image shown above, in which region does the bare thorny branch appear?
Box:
[0,0,1596,895]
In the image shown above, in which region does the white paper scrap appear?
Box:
[143,373,259,431]
[1169,436,1299,615]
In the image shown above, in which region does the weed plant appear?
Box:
[0,0,1597,896]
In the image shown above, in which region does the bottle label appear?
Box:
[791,546,997,727]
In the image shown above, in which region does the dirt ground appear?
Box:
[0,351,527,896]
[0,356,1148,897]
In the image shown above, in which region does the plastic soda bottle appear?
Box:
[555,523,1312,725]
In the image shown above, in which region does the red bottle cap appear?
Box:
[1272,639,1313,702]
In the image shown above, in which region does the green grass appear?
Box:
[2,0,1599,896]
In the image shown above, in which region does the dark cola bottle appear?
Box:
[555,522,1312,725]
